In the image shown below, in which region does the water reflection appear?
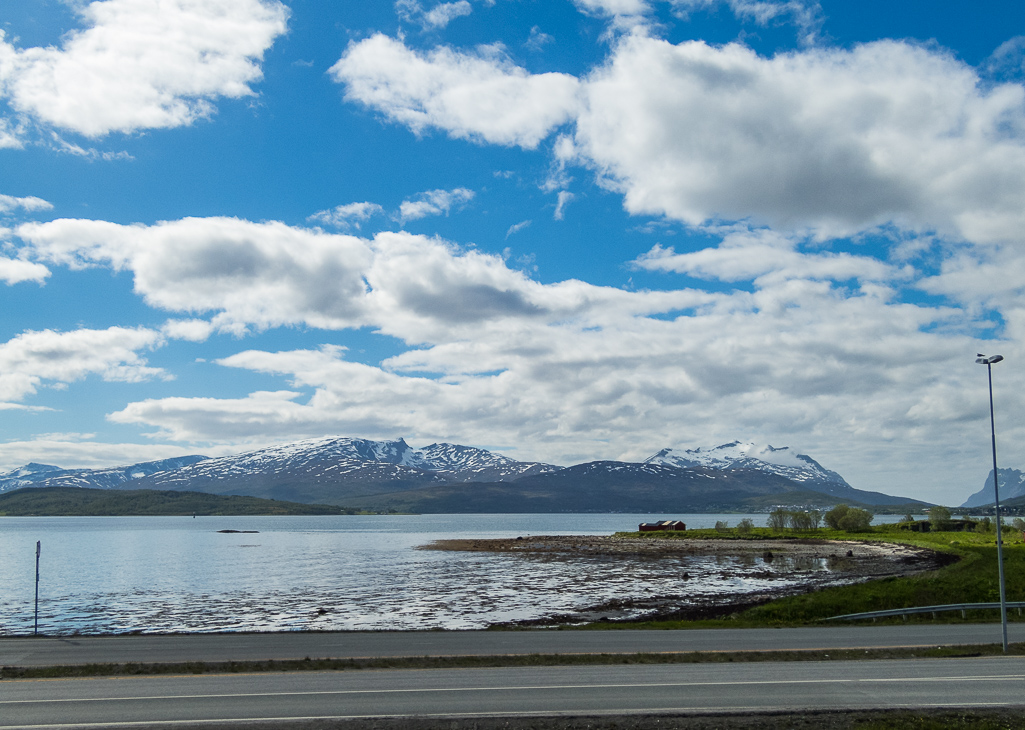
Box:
[0,514,863,635]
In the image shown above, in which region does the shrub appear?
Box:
[714,520,730,533]
[825,504,873,532]
[824,504,850,529]
[767,508,789,531]
[837,507,873,532]
[789,511,814,531]
[736,518,754,535]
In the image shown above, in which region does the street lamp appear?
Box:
[976,353,1008,653]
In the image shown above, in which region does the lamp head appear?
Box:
[976,354,1005,365]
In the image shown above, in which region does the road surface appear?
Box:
[3,657,1025,728]
[2,624,1023,668]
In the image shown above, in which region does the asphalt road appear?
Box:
[3,657,1025,728]
[2,624,1024,667]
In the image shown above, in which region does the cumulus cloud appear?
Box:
[334,33,1025,246]
[399,187,475,221]
[307,202,385,229]
[161,318,216,342]
[575,36,1025,242]
[19,217,377,333]
[0,0,288,138]
[0,256,50,285]
[330,34,581,148]
[0,327,167,405]
[396,0,473,30]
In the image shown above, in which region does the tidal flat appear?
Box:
[423,536,947,624]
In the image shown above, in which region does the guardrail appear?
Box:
[825,602,1025,622]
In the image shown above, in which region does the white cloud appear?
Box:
[161,318,216,342]
[575,0,651,13]
[670,1,822,41]
[0,118,24,148]
[986,36,1025,79]
[19,216,376,333]
[524,26,554,53]
[0,327,167,405]
[308,202,385,229]
[505,219,531,238]
[397,0,474,30]
[573,36,1025,243]
[330,34,581,149]
[0,436,208,471]
[333,33,1025,247]
[0,194,52,214]
[0,256,50,285]
[554,191,575,220]
[633,229,904,285]
[399,187,475,221]
[0,0,288,138]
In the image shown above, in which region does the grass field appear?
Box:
[597,522,1025,629]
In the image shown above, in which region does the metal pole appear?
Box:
[986,361,1009,653]
[34,540,40,636]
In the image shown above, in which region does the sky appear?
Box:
[2,0,1025,506]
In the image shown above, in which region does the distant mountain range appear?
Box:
[0,437,927,512]
[960,468,1025,508]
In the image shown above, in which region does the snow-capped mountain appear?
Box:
[415,442,558,482]
[645,441,853,495]
[0,435,920,511]
[0,437,557,504]
[0,457,208,494]
[0,463,66,492]
[961,468,1025,508]
[125,437,558,504]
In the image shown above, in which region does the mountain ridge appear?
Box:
[0,436,925,511]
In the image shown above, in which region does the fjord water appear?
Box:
[0,513,887,636]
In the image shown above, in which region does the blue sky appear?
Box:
[2,0,1025,505]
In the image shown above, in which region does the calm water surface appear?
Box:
[0,513,909,635]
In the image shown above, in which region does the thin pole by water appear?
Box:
[34,540,41,635]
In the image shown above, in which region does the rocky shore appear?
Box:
[422,536,950,625]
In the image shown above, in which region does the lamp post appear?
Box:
[976,353,1008,653]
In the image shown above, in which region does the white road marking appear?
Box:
[4,674,1024,705]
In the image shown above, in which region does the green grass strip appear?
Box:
[584,525,1025,629]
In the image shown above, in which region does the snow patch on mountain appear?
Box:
[0,456,209,493]
[645,441,852,492]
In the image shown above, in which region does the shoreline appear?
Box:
[423,535,950,626]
